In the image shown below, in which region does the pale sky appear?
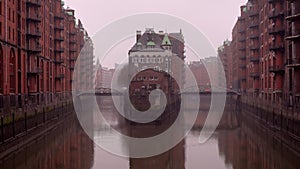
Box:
[64,0,247,67]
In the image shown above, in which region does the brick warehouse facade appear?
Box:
[0,0,94,115]
[219,0,300,112]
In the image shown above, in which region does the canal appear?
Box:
[0,95,300,169]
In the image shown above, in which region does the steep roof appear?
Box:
[129,30,164,53]
[161,34,172,46]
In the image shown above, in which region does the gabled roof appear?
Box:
[129,30,164,53]
[161,34,172,46]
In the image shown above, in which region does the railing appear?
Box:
[250,44,260,51]
[250,72,260,78]
[28,44,42,53]
[240,76,247,81]
[54,24,64,30]
[55,47,64,53]
[26,12,41,22]
[239,65,246,69]
[26,0,41,6]
[286,29,300,40]
[69,37,77,44]
[239,47,246,51]
[249,20,259,28]
[69,30,77,35]
[69,47,77,53]
[248,10,259,17]
[54,13,64,20]
[269,42,284,50]
[269,65,285,72]
[250,56,259,62]
[249,34,259,39]
[27,67,43,74]
[268,0,282,3]
[54,58,64,64]
[55,74,65,79]
[69,57,76,61]
[239,56,246,60]
[0,103,73,144]
[27,29,41,37]
[239,37,246,42]
[269,8,284,19]
[54,34,64,41]
[269,26,285,34]
[238,28,246,34]
[286,12,300,21]
[287,58,300,66]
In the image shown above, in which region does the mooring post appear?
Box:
[12,113,15,138]
[1,116,4,143]
[25,111,27,132]
[43,107,45,123]
[35,110,38,127]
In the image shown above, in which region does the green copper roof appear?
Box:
[161,34,172,46]
[147,41,156,46]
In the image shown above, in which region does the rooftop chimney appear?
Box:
[136,30,142,42]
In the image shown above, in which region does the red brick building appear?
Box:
[188,61,210,90]
[219,0,300,111]
[286,0,300,108]
[0,0,94,114]
[188,57,224,91]
[218,40,233,89]
[128,29,185,94]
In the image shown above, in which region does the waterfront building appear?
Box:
[0,0,94,114]
[219,0,300,111]
[286,0,300,108]
[128,28,185,95]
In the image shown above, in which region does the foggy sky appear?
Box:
[63,0,247,67]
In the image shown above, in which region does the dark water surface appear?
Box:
[1,96,300,169]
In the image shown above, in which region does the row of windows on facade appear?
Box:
[0,5,16,22]
[137,67,170,74]
[0,22,16,40]
[131,57,169,64]
[133,76,159,82]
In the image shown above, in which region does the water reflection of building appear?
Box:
[130,140,185,169]
[0,116,94,169]
[217,114,300,169]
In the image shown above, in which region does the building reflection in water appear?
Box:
[217,113,300,169]
[97,94,186,169]
[129,140,185,169]
[2,95,300,169]
[0,116,94,169]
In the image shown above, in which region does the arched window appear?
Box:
[9,49,16,93]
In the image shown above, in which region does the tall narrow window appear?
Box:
[0,1,2,15]
[0,45,3,93]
